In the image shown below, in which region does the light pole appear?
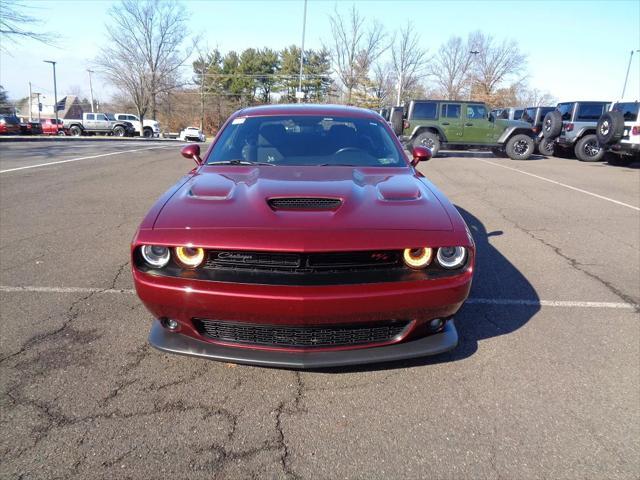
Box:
[297,0,308,103]
[44,60,59,124]
[621,49,640,99]
[468,50,479,101]
[28,82,33,121]
[35,93,41,122]
[87,69,95,113]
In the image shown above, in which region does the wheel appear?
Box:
[596,111,625,146]
[491,147,508,158]
[143,127,153,138]
[505,134,534,160]
[412,131,440,157]
[542,110,562,139]
[574,134,604,162]
[113,126,125,137]
[537,137,555,156]
[69,125,82,137]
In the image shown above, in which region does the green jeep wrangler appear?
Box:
[392,100,536,160]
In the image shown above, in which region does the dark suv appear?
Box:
[396,99,536,159]
[541,101,611,161]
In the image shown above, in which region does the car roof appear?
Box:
[234,103,380,119]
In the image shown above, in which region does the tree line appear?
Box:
[2,0,554,134]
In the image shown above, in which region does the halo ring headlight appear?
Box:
[141,245,170,268]
[175,246,205,268]
[403,247,433,269]
[436,246,467,269]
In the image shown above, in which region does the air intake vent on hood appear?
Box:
[268,197,342,211]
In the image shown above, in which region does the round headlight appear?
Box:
[436,246,467,269]
[175,246,205,267]
[403,247,433,269]
[141,245,170,268]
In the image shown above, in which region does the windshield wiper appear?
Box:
[208,160,275,166]
[317,163,358,167]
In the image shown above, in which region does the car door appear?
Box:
[85,113,96,130]
[95,113,109,132]
[462,104,497,144]
[439,103,464,142]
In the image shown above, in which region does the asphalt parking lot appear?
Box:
[1,141,638,479]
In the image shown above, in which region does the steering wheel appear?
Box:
[334,147,366,155]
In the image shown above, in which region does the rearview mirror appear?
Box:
[411,146,432,166]
[181,144,202,165]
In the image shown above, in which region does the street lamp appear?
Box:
[468,50,480,100]
[87,69,95,113]
[44,60,59,124]
[297,0,308,103]
[621,49,640,99]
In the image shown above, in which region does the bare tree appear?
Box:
[429,36,474,100]
[369,63,395,107]
[96,0,191,132]
[468,31,526,101]
[0,0,58,49]
[327,5,387,104]
[391,21,428,105]
[516,87,556,107]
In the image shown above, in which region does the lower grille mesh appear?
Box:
[193,319,408,348]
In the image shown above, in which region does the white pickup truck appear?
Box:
[114,113,161,138]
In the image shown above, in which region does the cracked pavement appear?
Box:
[0,142,638,479]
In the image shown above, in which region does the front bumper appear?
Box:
[149,318,458,368]
[134,267,472,366]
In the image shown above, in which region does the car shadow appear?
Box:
[313,205,541,373]
[436,150,546,161]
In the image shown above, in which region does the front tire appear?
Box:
[537,137,555,156]
[413,131,440,157]
[143,127,153,138]
[113,126,125,137]
[505,134,534,160]
[574,134,604,162]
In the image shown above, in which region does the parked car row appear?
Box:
[377,98,639,164]
[0,112,163,138]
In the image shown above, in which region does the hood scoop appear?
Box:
[267,197,342,211]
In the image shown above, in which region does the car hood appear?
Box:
[153,166,453,232]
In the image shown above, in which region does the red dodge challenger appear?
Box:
[132,104,475,368]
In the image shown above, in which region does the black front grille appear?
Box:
[268,197,342,211]
[204,250,400,273]
[193,319,409,348]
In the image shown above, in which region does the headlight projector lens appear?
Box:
[403,247,433,269]
[436,246,467,269]
[175,246,205,267]
[141,245,170,268]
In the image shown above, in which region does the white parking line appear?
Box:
[0,145,175,174]
[0,285,637,310]
[479,159,640,212]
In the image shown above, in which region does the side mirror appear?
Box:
[488,113,495,122]
[181,144,202,165]
[411,146,432,166]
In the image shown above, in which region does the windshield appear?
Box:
[105,113,116,121]
[557,103,575,121]
[206,115,404,167]
[613,102,639,122]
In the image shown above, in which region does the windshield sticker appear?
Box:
[232,117,246,125]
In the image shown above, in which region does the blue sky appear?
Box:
[1,0,639,104]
